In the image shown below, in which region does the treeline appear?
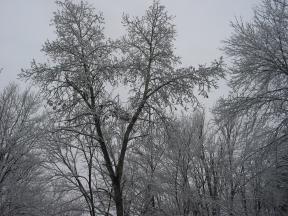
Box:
[0,0,287,215]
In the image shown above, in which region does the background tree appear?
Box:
[0,83,43,215]
[0,83,79,216]
[214,0,288,215]
[216,0,288,153]
[43,123,113,216]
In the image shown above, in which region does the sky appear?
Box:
[0,0,261,108]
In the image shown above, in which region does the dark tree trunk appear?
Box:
[113,179,124,216]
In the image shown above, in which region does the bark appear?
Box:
[113,178,124,216]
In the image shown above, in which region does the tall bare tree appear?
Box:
[21,1,223,215]
[214,0,288,214]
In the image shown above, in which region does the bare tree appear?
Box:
[214,0,288,214]
[216,0,288,148]
[0,83,48,215]
[21,1,223,215]
[43,124,113,216]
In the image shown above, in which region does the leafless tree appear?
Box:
[43,123,114,216]
[214,0,288,214]
[20,1,223,215]
[0,83,48,215]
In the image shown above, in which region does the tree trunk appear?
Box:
[113,180,124,216]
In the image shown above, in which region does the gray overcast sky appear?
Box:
[0,0,260,107]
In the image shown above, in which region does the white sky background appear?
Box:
[0,0,260,109]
